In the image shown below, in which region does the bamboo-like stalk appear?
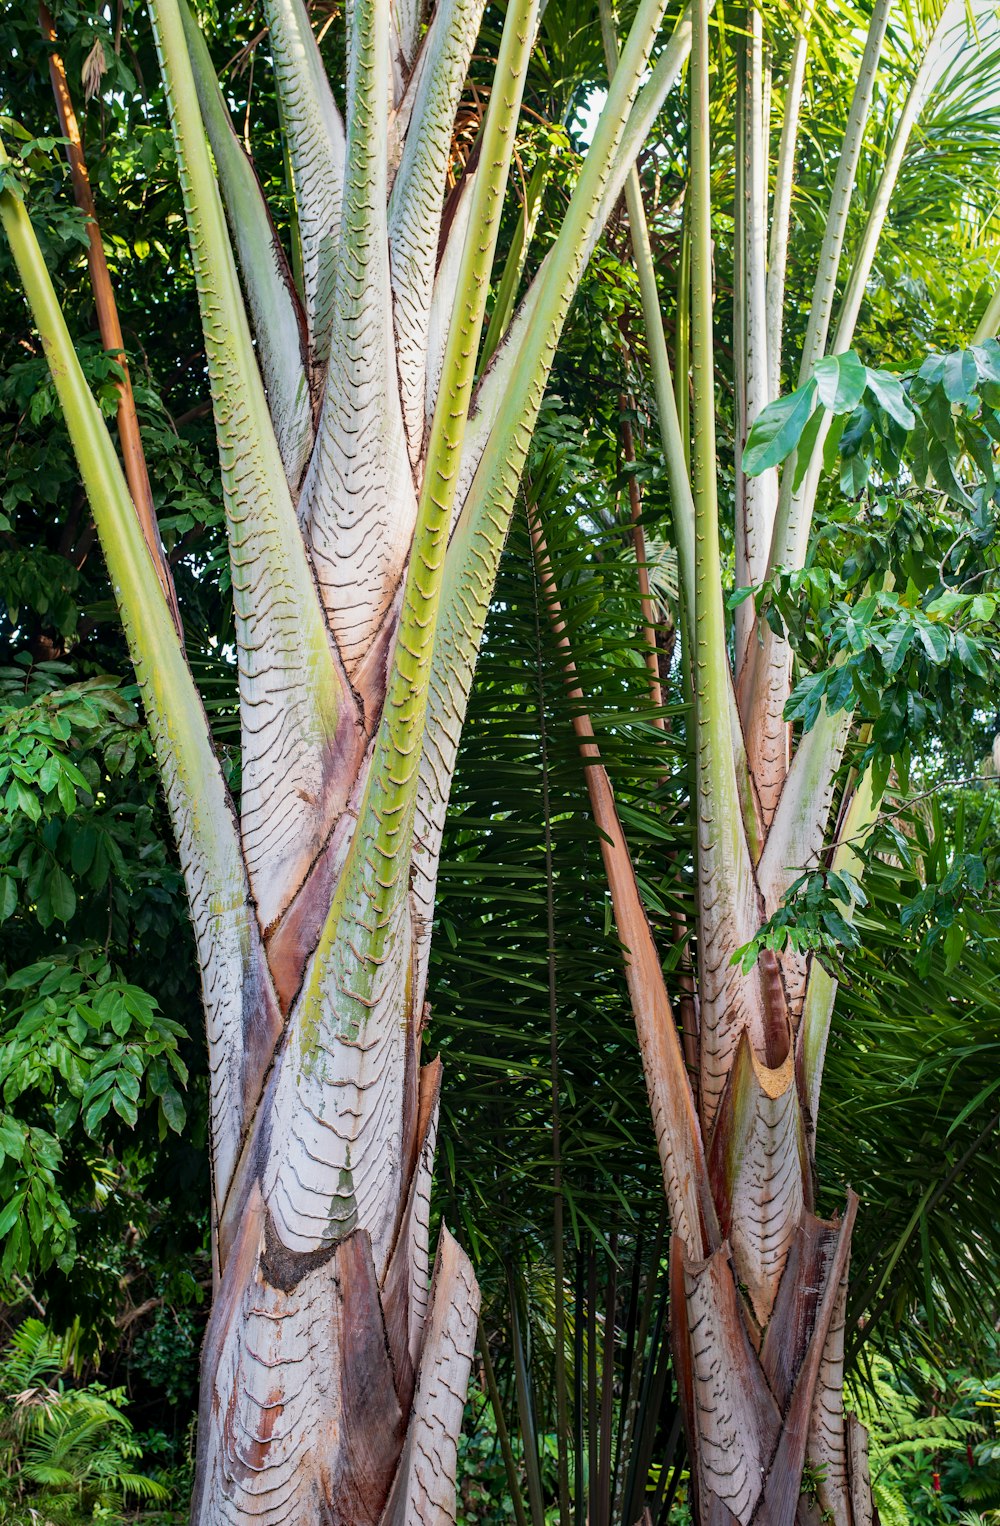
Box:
[733,2,778,672]
[832,5,953,354]
[178,0,313,484]
[798,763,882,1130]
[752,9,953,847]
[771,2,944,576]
[37,0,180,634]
[739,3,951,859]
[481,157,549,368]
[675,203,691,469]
[373,0,541,786]
[690,0,776,1104]
[797,0,892,382]
[733,29,748,635]
[419,1,697,899]
[616,389,700,1073]
[622,1281,672,1522]
[974,283,1000,340]
[652,1414,684,1524]
[587,1246,599,1515]
[596,1235,618,1524]
[610,1231,644,1514]
[600,0,765,862]
[614,1211,665,1522]
[448,0,680,544]
[766,0,813,400]
[594,0,696,627]
[574,1248,586,1526]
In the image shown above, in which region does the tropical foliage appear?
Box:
[0,0,999,1521]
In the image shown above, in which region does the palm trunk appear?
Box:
[581,1,958,1516]
[529,450,875,1526]
[2,0,698,1514]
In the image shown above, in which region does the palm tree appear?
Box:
[524,0,1000,1519]
[0,0,697,1516]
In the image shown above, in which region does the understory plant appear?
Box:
[0,1318,170,1523]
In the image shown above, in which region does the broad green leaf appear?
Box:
[0,1119,26,1163]
[866,368,916,430]
[882,623,916,675]
[52,1097,78,1136]
[109,997,132,1037]
[116,1069,141,1102]
[784,670,827,732]
[942,349,978,404]
[70,825,97,875]
[825,664,855,714]
[792,403,826,492]
[6,962,51,991]
[0,1193,26,1239]
[37,755,60,793]
[927,437,974,507]
[955,632,987,678]
[83,1093,113,1135]
[48,867,76,924]
[112,1089,138,1126]
[160,1087,186,1133]
[822,411,847,476]
[840,449,870,498]
[916,620,949,664]
[972,339,1000,385]
[743,378,818,475]
[814,352,867,412]
[925,591,966,619]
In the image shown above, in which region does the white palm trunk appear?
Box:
[0,0,698,1515]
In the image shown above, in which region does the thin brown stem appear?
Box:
[525,492,716,1258]
[620,400,701,1073]
[478,1320,531,1526]
[619,394,664,711]
[39,0,182,637]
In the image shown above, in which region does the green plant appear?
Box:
[0,1318,170,1523]
[848,1355,978,1526]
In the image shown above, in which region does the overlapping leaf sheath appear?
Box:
[3,0,713,1511]
[529,415,868,1526]
[302,0,417,690]
[181,0,314,486]
[9,0,918,1508]
[574,2,959,1517]
[388,0,486,461]
[153,0,362,943]
[0,162,276,1222]
[263,0,345,365]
